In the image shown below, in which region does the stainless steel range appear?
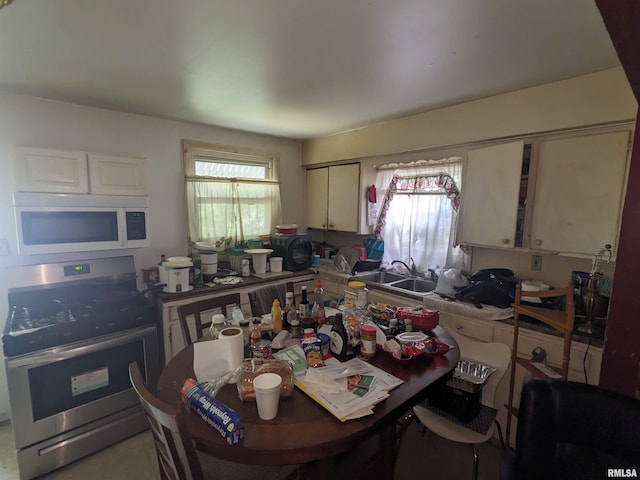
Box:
[2,256,161,480]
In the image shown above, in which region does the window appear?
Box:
[183,140,282,245]
[374,157,470,273]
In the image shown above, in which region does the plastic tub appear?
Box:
[270,256,283,273]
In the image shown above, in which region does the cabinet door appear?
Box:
[457,141,524,248]
[88,153,148,195]
[327,164,360,232]
[14,147,88,193]
[306,168,329,229]
[530,131,630,255]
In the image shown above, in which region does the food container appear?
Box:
[237,358,294,401]
[247,239,263,249]
[396,307,439,332]
[447,359,497,393]
[429,359,497,422]
[275,224,298,234]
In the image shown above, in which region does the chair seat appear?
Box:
[197,451,299,480]
[413,403,496,445]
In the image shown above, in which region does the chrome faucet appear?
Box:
[391,258,419,276]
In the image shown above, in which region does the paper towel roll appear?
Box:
[193,327,245,381]
[218,327,244,373]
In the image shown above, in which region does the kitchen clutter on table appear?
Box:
[179,278,457,437]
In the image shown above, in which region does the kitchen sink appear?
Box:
[388,278,437,294]
[353,271,437,297]
[355,271,405,284]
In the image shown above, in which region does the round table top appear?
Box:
[157,325,459,466]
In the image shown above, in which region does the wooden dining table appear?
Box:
[156,326,459,480]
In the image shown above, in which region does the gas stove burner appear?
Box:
[3,256,158,357]
[70,305,95,321]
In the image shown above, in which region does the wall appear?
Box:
[0,93,304,419]
[302,67,636,165]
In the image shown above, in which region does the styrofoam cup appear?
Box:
[253,373,282,420]
[269,256,283,273]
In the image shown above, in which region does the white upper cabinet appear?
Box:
[14,147,89,194]
[457,129,631,256]
[13,147,148,196]
[88,153,148,196]
[306,163,360,232]
[529,131,630,255]
[306,167,329,229]
[457,141,525,249]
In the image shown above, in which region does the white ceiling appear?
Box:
[0,0,620,139]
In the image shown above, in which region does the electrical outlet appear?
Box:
[531,254,542,271]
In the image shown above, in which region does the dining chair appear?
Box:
[176,293,241,345]
[500,379,640,480]
[248,282,294,317]
[129,361,204,479]
[401,327,511,480]
[129,362,300,480]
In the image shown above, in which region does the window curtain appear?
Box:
[185,179,282,245]
[373,158,470,273]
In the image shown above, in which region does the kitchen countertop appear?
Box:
[340,269,604,348]
[154,269,315,303]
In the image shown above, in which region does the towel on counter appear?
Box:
[422,292,514,321]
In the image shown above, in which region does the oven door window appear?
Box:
[28,340,145,421]
[21,211,119,245]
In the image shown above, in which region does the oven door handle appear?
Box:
[6,325,156,368]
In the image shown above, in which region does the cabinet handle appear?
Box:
[502,239,510,244]
[328,223,334,228]
[455,324,463,331]
[322,223,326,228]
[535,239,542,246]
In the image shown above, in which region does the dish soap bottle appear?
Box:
[271,299,282,334]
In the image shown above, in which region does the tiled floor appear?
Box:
[0,418,503,479]
[0,421,158,480]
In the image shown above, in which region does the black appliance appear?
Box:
[2,256,160,479]
[270,234,313,271]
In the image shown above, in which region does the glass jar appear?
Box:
[345,281,369,309]
[360,324,377,359]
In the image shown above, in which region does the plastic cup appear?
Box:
[253,373,282,420]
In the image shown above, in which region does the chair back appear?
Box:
[177,293,241,345]
[507,380,640,480]
[248,282,294,317]
[129,362,203,480]
[444,327,511,409]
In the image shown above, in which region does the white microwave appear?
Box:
[14,192,150,255]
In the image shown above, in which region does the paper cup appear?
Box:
[253,373,282,420]
[269,256,283,273]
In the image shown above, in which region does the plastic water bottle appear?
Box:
[232,306,244,325]
[311,282,324,314]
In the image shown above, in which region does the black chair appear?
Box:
[500,379,640,480]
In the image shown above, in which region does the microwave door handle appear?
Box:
[119,208,127,247]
